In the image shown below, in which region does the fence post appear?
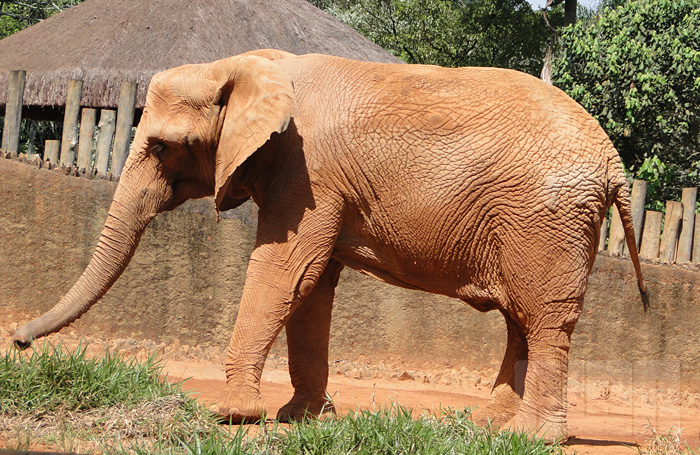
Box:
[59,79,83,169]
[629,179,647,252]
[110,81,138,179]
[44,140,60,168]
[693,216,700,263]
[677,187,697,263]
[639,210,663,260]
[94,109,117,177]
[77,108,97,175]
[659,201,683,263]
[607,205,625,256]
[1,70,26,158]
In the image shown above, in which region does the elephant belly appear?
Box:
[333,245,504,315]
[332,247,428,292]
[331,240,498,303]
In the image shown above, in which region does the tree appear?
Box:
[0,0,82,39]
[545,0,577,26]
[552,0,700,202]
[552,0,700,168]
[311,0,563,76]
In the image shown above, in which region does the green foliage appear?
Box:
[0,1,83,39]
[552,0,700,199]
[635,155,681,211]
[312,0,563,76]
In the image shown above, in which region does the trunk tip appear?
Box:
[12,326,34,350]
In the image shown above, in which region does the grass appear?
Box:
[260,406,565,455]
[638,426,700,455]
[0,341,213,452]
[0,341,568,454]
[0,341,179,413]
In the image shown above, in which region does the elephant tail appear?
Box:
[612,181,649,311]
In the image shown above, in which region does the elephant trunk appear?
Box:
[13,162,161,348]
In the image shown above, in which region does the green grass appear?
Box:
[0,341,213,452]
[0,341,179,414]
[0,341,568,454]
[260,406,565,455]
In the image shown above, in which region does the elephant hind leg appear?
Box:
[277,259,344,422]
[503,297,583,442]
[471,310,527,427]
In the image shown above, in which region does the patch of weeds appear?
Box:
[0,340,176,414]
[0,340,215,451]
[640,426,700,455]
[116,405,565,455]
[266,405,564,455]
[6,423,33,451]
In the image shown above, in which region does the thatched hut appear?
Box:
[0,0,399,119]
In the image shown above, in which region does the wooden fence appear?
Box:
[0,70,137,179]
[601,180,699,263]
[1,70,698,264]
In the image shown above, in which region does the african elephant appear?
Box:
[13,49,646,440]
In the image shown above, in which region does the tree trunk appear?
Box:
[564,0,577,25]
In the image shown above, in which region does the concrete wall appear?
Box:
[2,158,699,391]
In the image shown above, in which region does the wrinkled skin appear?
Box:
[13,50,646,441]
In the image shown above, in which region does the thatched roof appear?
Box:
[0,0,399,117]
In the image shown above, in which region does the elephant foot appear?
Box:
[211,390,267,424]
[276,396,336,422]
[470,404,516,429]
[503,411,568,443]
[471,383,522,428]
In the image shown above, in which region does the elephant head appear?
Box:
[13,50,298,347]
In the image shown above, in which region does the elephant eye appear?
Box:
[151,142,166,158]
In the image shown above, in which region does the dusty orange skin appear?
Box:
[13,49,645,441]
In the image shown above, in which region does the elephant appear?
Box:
[13,49,646,440]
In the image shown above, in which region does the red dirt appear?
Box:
[165,359,700,455]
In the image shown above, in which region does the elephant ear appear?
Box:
[211,55,298,212]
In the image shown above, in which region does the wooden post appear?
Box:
[607,205,625,256]
[1,70,26,158]
[598,218,610,252]
[77,108,97,174]
[44,140,60,168]
[94,109,117,177]
[629,179,648,252]
[659,201,683,263]
[677,187,697,262]
[693,216,700,263]
[59,79,83,168]
[110,81,138,178]
[639,210,663,260]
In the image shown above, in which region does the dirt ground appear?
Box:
[2,317,700,454]
[166,360,700,455]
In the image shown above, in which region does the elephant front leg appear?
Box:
[214,209,340,424]
[472,310,527,427]
[214,276,293,423]
[277,259,344,422]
